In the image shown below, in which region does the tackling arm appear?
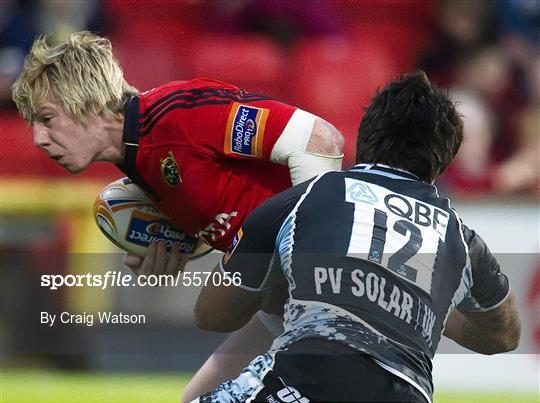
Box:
[446,225,521,354]
[444,293,521,354]
[194,265,267,333]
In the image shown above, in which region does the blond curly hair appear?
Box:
[12,31,138,125]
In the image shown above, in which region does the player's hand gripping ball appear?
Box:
[93,178,210,258]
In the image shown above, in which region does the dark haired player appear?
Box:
[194,72,521,402]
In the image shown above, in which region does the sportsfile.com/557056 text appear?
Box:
[40,271,242,290]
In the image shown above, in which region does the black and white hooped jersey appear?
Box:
[221,164,510,402]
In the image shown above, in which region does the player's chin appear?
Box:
[64,161,88,174]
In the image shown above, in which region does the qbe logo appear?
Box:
[225,102,269,158]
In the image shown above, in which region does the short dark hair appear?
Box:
[356,72,463,183]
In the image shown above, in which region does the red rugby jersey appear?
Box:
[117,78,296,251]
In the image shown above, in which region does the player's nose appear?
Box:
[32,125,51,149]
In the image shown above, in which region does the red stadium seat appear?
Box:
[336,0,434,71]
[334,0,433,27]
[112,34,189,92]
[105,1,206,90]
[290,37,400,166]
[347,24,429,72]
[104,0,206,39]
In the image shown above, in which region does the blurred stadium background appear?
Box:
[1,0,538,402]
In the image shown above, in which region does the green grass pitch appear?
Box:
[1,370,537,402]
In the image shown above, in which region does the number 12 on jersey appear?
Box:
[345,179,449,295]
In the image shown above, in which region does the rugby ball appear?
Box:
[93,177,205,257]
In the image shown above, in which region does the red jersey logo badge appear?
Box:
[160,151,181,187]
[225,102,269,158]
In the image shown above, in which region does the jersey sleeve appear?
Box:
[221,98,297,161]
[135,79,297,162]
[220,180,312,291]
[457,225,511,312]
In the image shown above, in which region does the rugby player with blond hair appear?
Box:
[12,31,344,401]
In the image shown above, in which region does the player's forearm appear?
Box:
[194,297,258,333]
[444,311,504,354]
[444,302,521,354]
[194,283,264,333]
